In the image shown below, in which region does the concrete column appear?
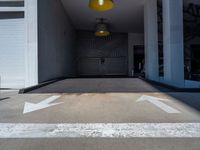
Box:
[24,0,38,87]
[144,0,159,81]
[162,0,184,87]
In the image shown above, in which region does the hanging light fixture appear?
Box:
[95,18,110,37]
[89,0,114,12]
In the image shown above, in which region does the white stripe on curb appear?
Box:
[0,123,199,138]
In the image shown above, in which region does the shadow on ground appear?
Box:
[28,78,200,112]
[166,93,200,112]
[29,78,173,93]
[0,97,10,101]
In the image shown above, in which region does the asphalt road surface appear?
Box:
[0,79,199,150]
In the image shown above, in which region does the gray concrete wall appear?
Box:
[38,0,76,83]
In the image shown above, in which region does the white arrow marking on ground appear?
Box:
[23,95,62,114]
[137,95,181,114]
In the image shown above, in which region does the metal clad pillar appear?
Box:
[162,0,184,87]
[144,0,159,81]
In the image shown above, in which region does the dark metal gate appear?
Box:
[76,31,128,76]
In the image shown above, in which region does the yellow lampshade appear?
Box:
[95,22,110,37]
[89,0,114,12]
[95,31,110,37]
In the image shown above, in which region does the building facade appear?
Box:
[0,0,200,89]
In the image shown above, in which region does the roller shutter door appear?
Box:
[0,18,25,88]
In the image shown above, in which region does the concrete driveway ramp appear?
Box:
[30,78,172,93]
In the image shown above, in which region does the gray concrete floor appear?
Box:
[0,78,200,150]
[30,78,172,93]
[0,92,200,123]
[0,138,199,150]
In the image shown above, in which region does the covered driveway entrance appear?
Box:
[29,78,171,93]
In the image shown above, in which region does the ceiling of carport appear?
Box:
[61,0,145,33]
[61,0,200,33]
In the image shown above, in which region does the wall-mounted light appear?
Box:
[89,0,114,12]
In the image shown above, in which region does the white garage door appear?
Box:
[0,18,25,88]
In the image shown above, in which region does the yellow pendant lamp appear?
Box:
[95,21,110,37]
[95,30,110,37]
[89,0,114,12]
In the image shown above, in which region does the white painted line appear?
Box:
[137,95,181,114]
[0,123,199,138]
[23,95,62,114]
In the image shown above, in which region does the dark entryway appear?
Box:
[76,31,128,77]
[133,45,145,77]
